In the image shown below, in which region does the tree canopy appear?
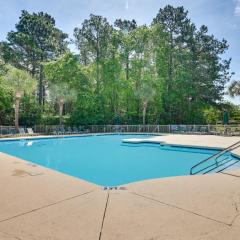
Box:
[0,5,236,126]
[0,10,68,105]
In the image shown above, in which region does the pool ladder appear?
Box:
[190,141,240,175]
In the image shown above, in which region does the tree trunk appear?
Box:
[126,54,129,81]
[142,101,148,125]
[167,32,174,123]
[96,36,100,94]
[39,63,44,105]
[125,53,131,119]
[59,99,64,125]
[15,93,21,130]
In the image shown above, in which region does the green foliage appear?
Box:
[220,102,240,123]
[0,59,7,76]
[49,83,77,103]
[19,95,42,126]
[3,66,37,96]
[44,53,89,89]
[0,82,13,125]
[229,80,240,98]
[0,6,236,126]
[203,107,221,124]
[44,53,87,118]
[1,10,68,104]
[40,115,59,125]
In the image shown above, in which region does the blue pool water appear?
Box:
[0,134,237,186]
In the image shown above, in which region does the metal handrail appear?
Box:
[190,140,240,175]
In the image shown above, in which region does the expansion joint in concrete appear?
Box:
[98,191,110,240]
[130,191,231,227]
[0,190,95,224]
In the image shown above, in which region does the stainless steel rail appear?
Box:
[190,141,240,175]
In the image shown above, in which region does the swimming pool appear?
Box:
[0,134,238,186]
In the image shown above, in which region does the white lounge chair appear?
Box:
[27,128,37,135]
[19,128,26,136]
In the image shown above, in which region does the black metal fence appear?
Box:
[88,125,240,136]
[1,124,240,137]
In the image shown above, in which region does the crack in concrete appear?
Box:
[0,190,95,224]
[98,191,110,240]
[131,192,231,227]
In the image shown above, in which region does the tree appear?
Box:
[3,67,37,129]
[153,5,190,122]
[152,5,231,124]
[44,53,91,123]
[229,80,240,98]
[44,53,89,89]
[1,10,68,105]
[136,79,156,124]
[0,53,13,125]
[74,14,113,94]
[0,83,13,125]
[49,83,77,125]
[0,5,232,127]
[114,19,137,81]
[131,26,156,124]
[0,58,7,76]
[113,19,137,118]
[203,106,221,124]
[19,95,42,126]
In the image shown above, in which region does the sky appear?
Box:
[0,0,240,103]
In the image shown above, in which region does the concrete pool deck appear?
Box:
[0,134,240,239]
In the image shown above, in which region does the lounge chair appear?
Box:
[78,126,85,134]
[83,128,90,134]
[179,125,187,133]
[72,127,79,134]
[170,125,179,133]
[52,126,59,135]
[18,128,26,136]
[200,126,208,135]
[66,127,73,134]
[58,126,65,135]
[27,128,37,136]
